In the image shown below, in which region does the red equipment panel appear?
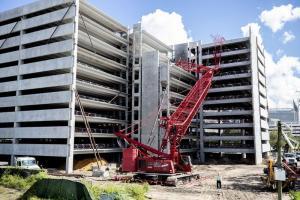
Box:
[122,147,138,172]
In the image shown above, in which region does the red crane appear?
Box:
[115,37,224,175]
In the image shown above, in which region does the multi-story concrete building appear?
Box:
[0,0,270,172]
[0,0,129,173]
[173,31,270,164]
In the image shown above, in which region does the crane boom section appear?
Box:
[161,69,214,150]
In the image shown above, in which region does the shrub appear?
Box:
[83,181,149,200]
[290,191,300,200]
[0,170,47,190]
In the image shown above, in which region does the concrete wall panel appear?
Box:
[14,144,68,157]
[0,0,73,22]
[19,74,72,90]
[17,91,72,106]
[16,108,71,122]
[20,56,74,75]
[0,112,15,122]
[0,144,13,154]
[0,66,18,78]
[21,40,73,60]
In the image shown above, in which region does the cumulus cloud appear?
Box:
[282,31,295,44]
[141,9,192,45]
[241,23,300,108]
[265,52,300,108]
[259,4,300,32]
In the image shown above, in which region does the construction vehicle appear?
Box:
[115,38,224,185]
[281,122,299,153]
[262,159,299,190]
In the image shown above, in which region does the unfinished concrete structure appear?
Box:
[173,31,270,164]
[0,0,270,172]
[0,0,128,172]
[130,23,197,157]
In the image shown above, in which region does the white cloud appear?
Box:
[265,52,300,108]
[141,9,192,45]
[241,23,263,46]
[276,49,284,57]
[282,31,295,44]
[259,4,300,32]
[241,23,300,108]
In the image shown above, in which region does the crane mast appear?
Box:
[115,38,224,174]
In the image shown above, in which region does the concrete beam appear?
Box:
[203,136,254,141]
[77,62,127,84]
[220,61,251,69]
[202,49,250,59]
[79,98,126,111]
[170,77,192,90]
[203,98,252,105]
[77,47,126,72]
[203,110,253,117]
[75,132,117,138]
[213,73,251,81]
[203,123,253,129]
[79,1,127,32]
[73,148,122,154]
[76,80,126,97]
[203,147,255,153]
[202,37,249,48]
[79,15,127,46]
[75,115,126,124]
[78,30,127,58]
[208,85,252,93]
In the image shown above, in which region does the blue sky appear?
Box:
[1,0,300,108]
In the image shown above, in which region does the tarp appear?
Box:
[21,178,93,200]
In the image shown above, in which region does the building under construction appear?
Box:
[0,0,270,172]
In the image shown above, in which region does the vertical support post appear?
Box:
[66,0,79,174]
[277,120,282,200]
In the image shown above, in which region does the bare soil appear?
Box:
[147,164,291,200]
[0,164,293,200]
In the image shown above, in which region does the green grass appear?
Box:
[290,191,300,200]
[0,171,47,190]
[83,181,149,200]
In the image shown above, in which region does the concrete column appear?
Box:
[11,16,25,164]
[66,0,79,174]
[199,106,205,162]
[250,28,263,164]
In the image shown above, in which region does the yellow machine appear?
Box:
[261,159,297,190]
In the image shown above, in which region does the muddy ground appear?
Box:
[147,164,291,200]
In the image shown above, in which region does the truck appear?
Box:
[14,157,41,170]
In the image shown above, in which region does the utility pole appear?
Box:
[277,120,282,200]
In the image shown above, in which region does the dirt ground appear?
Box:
[147,164,291,200]
[0,164,293,200]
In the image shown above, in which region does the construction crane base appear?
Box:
[132,172,201,186]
